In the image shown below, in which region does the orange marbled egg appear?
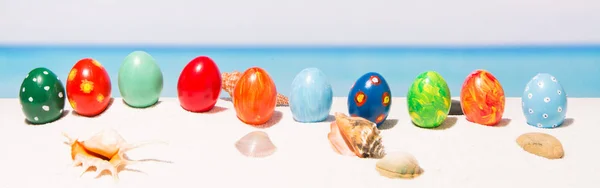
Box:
[459,69,505,126]
[233,67,278,126]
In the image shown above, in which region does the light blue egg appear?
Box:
[290,68,334,123]
[521,73,568,128]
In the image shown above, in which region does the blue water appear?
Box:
[1,46,599,98]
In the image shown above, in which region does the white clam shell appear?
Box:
[375,152,423,179]
[235,131,277,158]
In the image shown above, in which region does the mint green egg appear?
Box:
[118,51,164,108]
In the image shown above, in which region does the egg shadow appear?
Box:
[493,118,511,127]
[121,99,162,109]
[557,118,575,128]
[448,100,464,115]
[220,97,233,102]
[249,111,283,129]
[324,115,336,122]
[71,98,115,118]
[411,116,458,130]
[204,106,228,114]
[24,109,71,125]
[378,119,399,130]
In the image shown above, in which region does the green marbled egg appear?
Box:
[118,51,164,108]
[407,71,451,128]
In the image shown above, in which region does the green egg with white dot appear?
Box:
[19,67,66,124]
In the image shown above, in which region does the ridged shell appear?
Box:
[334,112,385,158]
[235,131,277,158]
[375,152,423,179]
[327,121,356,156]
[516,132,564,159]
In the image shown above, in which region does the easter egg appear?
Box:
[521,73,568,128]
[66,58,112,117]
[347,72,392,127]
[177,56,222,112]
[460,69,505,126]
[233,67,277,125]
[19,68,66,124]
[407,71,451,128]
[289,68,333,123]
[118,51,164,108]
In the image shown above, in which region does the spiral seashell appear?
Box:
[222,71,289,106]
[62,129,167,181]
[375,152,424,179]
[330,112,385,158]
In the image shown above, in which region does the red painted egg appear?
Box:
[177,56,222,112]
[233,67,277,125]
[66,58,112,117]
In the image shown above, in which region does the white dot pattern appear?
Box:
[28,97,33,102]
[22,88,25,92]
[34,117,38,121]
[43,71,48,75]
[42,105,49,111]
[522,73,567,129]
[32,78,37,82]
[58,92,63,98]
[44,86,50,91]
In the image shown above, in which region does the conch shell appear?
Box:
[328,112,385,158]
[222,71,289,106]
[375,152,424,179]
[62,129,166,181]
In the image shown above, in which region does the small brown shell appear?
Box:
[333,112,385,158]
[375,152,423,179]
[235,131,277,158]
[516,132,564,159]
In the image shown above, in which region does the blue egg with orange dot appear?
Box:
[347,72,392,127]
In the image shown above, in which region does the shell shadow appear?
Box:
[121,99,162,109]
[250,111,283,129]
[91,153,174,179]
[71,98,114,118]
[558,118,575,128]
[448,100,464,115]
[24,109,71,125]
[220,97,233,102]
[378,119,399,130]
[494,118,511,127]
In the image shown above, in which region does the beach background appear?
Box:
[1,46,600,98]
[1,0,600,98]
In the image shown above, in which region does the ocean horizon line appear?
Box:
[2,44,600,51]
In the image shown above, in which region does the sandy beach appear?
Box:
[0,97,596,188]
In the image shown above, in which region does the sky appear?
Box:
[0,0,599,46]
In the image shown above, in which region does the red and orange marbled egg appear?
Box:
[459,69,505,126]
[233,67,278,126]
[66,58,112,117]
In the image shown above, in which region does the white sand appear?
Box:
[0,97,596,188]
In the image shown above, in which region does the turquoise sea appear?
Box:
[0,45,599,98]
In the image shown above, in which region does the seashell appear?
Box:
[62,129,166,181]
[222,71,289,106]
[516,132,564,159]
[235,131,277,158]
[330,112,385,158]
[375,152,424,179]
[327,121,356,156]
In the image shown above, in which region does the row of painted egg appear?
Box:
[18,51,568,129]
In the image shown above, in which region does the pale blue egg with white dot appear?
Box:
[521,73,568,128]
